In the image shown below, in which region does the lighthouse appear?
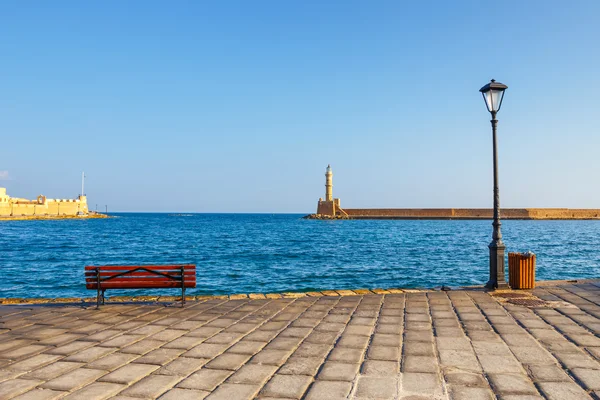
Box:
[316,165,342,217]
[325,164,333,201]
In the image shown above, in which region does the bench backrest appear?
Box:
[85,265,196,289]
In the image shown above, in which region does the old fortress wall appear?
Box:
[0,187,88,217]
[313,167,600,220]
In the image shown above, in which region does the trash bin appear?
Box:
[508,252,536,289]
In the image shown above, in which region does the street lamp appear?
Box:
[480,79,508,290]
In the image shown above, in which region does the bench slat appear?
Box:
[86,278,196,284]
[86,282,196,289]
[85,265,195,271]
[85,271,195,278]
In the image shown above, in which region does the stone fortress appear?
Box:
[0,187,89,218]
[312,165,600,220]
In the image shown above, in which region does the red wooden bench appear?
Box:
[85,264,196,307]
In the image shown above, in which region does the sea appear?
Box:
[0,213,599,298]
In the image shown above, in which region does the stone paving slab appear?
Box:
[0,280,599,399]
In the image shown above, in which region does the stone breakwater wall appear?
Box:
[309,208,600,220]
[0,212,109,221]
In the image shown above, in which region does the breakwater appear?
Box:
[312,166,600,220]
[0,212,109,221]
[307,208,600,220]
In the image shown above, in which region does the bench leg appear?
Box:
[96,268,101,309]
[181,265,185,307]
[102,290,106,305]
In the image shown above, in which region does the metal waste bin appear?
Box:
[508,252,536,289]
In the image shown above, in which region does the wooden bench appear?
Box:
[85,264,196,307]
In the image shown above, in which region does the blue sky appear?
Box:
[1,1,598,212]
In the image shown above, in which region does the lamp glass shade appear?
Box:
[480,80,507,113]
[482,89,505,113]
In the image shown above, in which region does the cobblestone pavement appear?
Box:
[0,280,599,400]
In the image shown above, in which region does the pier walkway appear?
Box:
[1,280,599,399]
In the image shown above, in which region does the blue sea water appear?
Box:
[0,213,599,298]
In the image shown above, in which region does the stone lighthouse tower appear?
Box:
[316,165,342,217]
[325,164,333,201]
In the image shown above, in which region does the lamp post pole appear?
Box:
[487,110,507,289]
[480,79,508,290]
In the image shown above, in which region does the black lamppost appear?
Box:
[480,79,508,290]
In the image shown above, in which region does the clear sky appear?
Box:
[1,1,598,212]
